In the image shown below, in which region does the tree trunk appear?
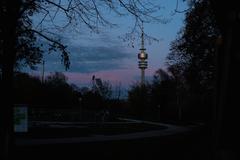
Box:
[0,1,21,159]
[211,1,240,159]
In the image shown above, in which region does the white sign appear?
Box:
[14,105,28,132]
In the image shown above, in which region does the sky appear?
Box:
[26,0,187,92]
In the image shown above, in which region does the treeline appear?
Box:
[128,69,213,123]
[12,72,122,111]
[11,71,126,122]
[13,72,80,107]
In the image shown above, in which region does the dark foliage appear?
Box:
[128,69,179,121]
[128,83,152,119]
[13,72,80,107]
[166,0,221,122]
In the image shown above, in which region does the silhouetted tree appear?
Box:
[128,82,152,119]
[168,0,220,91]
[170,0,240,158]
[151,69,178,121]
[93,78,112,101]
[153,69,172,83]
[82,78,112,111]
[42,72,80,106]
[82,91,103,110]
[13,72,42,104]
[166,0,221,122]
[45,72,68,86]
[127,69,179,121]
[13,72,81,106]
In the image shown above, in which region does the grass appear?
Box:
[15,122,167,139]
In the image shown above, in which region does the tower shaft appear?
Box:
[141,68,145,85]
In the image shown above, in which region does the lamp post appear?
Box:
[138,22,148,86]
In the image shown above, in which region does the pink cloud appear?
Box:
[64,67,157,88]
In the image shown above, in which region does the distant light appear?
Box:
[138,52,148,60]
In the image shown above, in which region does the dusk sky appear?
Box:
[26,0,187,91]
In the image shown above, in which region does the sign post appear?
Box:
[14,105,28,132]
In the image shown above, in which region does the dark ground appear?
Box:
[15,123,167,138]
[13,124,213,160]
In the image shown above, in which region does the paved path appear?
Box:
[16,119,196,146]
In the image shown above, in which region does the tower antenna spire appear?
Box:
[141,21,145,51]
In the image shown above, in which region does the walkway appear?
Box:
[16,119,197,146]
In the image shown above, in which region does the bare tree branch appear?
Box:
[52,0,61,20]
[45,0,69,12]
[172,0,197,15]
[118,0,140,20]
[28,29,70,69]
[36,10,49,29]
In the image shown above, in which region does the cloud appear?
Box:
[43,43,134,73]
[28,30,135,74]
[64,69,139,88]
[69,45,132,62]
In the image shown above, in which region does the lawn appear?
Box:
[16,122,167,139]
